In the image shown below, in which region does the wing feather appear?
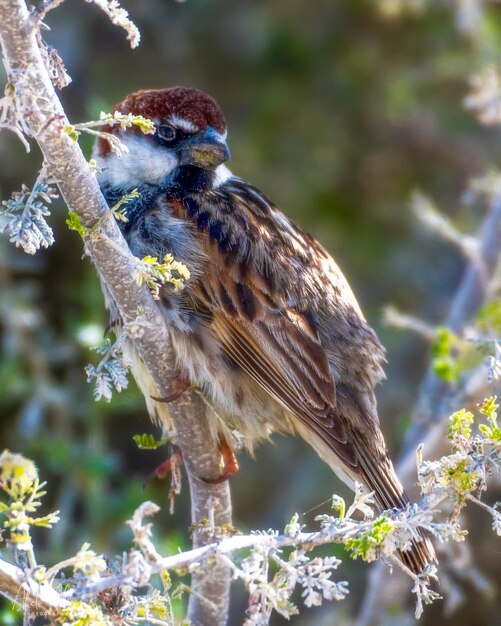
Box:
[211,312,335,424]
[166,181,435,573]
[169,180,384,470]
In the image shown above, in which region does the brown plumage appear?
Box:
[93,86,436,575]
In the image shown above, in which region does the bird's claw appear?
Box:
[151,374,189,403]
[143,446,183,488]
[200,438,240,484]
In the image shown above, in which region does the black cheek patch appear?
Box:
[174,167,212,194]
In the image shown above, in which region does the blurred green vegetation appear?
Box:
[1,1,501,624]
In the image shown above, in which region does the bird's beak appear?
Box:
[179,127,230,170]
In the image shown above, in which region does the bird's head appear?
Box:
[93,87,231,193]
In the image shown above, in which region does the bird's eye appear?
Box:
[157,124,177,143]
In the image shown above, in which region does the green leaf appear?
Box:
[448,408,474,442]
[66,211,87,236]
[479,397,501,441]
[477,302,501,333]
[133,433,170,450]
[331,495,346,519]
[345,516,394,561]
[111,188,140,223]
[64,125,80,142]
[431,327,459,382]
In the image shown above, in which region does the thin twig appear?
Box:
[30,0,66,24]
[404,183,501,453]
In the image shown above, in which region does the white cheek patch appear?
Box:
[212,164,233,188]
[93,134,178,188]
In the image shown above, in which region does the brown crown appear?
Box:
[118,87,225,132]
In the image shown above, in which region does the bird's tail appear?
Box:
[357,453,436,575]
[295,416,436,576]
[399,534,436,577]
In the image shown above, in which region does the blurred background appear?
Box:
[1,0,501,624]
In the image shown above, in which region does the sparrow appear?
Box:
[93,86,435,575]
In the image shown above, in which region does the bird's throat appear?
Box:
[100,166,220,232]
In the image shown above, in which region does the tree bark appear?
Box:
[0,1,231,624]
[0,558,68,618]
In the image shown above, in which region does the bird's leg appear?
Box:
[145,428,238,486]
[151,372,189,403]
[201,437,240,484]
[144,445,183,486]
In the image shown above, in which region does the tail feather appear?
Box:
[358,454,437,575]
[294,397,437,576]
[295,417,436,576]
[399,535,436,576]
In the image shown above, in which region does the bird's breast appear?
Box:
[123,195,205,279]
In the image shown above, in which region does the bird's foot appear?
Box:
[144,445,183,487]
[144,437,238,486]
[151,373,189,403]
[201,438,240,484]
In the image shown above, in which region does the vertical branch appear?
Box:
[0,1,232,624]
[402,186,501,455]
[172,392,232,625]
[357,186,501,626]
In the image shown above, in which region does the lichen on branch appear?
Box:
[0,399,499,623]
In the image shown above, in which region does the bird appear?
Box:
[93,86,435,575]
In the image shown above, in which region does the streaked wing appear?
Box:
[168,179,369,466]
[196,265,337,428]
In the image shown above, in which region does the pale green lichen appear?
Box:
[133,253,191,300]
[479,396,501,441]
[56,601,111,626]
[345,516,394,562]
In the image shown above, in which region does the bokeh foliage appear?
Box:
[1,1,501,624]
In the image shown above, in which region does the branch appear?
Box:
[403,184,501,454]
[357,186,501,626]
[0,557,68,617]
[0,2,231,624]
[1,391,499,626]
